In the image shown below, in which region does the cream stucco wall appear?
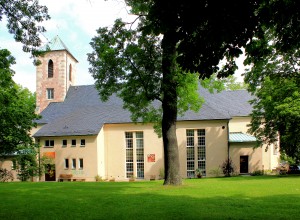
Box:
[38,135,98,181]
[177,120,228,177]
[97,127,106,178]
[103,120,228,180]
[229,116,280,172]
[103,123,164,181]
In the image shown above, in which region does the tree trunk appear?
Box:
[161,31,182,186]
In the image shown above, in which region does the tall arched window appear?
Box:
[48,60,53,78]
[69,64,72,81]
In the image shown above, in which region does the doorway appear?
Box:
[240,156,249,174]
[45,164,56,181]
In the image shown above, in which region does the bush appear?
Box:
[209,167,222,177]
[221,158,235,177]
[251,170,264,176]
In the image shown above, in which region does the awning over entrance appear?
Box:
[229,132,257,143]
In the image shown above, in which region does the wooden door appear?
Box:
[240,156,249,174]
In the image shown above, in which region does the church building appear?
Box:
[2,36,280,181]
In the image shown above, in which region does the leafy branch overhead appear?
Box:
[0,0,50,62]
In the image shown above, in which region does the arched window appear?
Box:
[48,60,53,78]
[69,64,72,81]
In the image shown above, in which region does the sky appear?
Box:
[0,0,245,93]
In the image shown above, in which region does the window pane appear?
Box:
[126,149,133,162]
[72,159,76,169]
[79,159,83,169]
[187,147,195,160]
[186,129,194,137]
[65,159,69,169]
[48,60,53,78]
[197,129,205,136]
[126,163,134,178]
[50,140,54,146]
[62,140,67,146]
[72,139,76,146]
[136,131,143,138]
[136,139,143,149]
[81,139,85,146]
[137,163,144,178]
[125,132,133,139]
[136,149,144,162]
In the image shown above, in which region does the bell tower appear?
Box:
[36,36,78,113]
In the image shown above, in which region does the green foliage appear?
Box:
[221,158,235,177]
[0,0,50,60]
[250,170,264,176]
[0,48,40,155]
[208,167,222,177]
[243,1,300,160]
[13,153,38,181]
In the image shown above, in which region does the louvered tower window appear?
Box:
[69,64,72,81]
[48,59,53,78]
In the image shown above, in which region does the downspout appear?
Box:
[65,51,68,99]
[227,119,230,175]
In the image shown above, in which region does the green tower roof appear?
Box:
[41,35,78,62]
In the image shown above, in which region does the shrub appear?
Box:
[209,167,222,177]
[251,170,264,176]
[221,158,235,177]
[95,175,103,182]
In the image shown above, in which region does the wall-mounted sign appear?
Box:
[43,152,55,159]
[147,154,155,162]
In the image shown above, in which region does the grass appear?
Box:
[0,176,300,219]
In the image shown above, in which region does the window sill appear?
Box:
[80,145,85,147]
[44,146,54,148]
[62,146,67,148]
[71,145,76,147]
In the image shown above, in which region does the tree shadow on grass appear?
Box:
[0,181,299,220]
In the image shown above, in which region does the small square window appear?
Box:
[65,159,69,169]
[72,158,76,169]
[62,140,67,147]
[79,158,83,169]
[80,139,85,147]
[45,140,54,148]
[71,139,76,147]
[46,88,54,100]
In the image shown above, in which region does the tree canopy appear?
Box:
[0,48,39,155]
[244,1,300,161]
[0,0,49,62]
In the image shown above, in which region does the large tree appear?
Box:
[0,0,50,62]
[89,1,261,185]
[244,1,300,161]
[0,48,39,155]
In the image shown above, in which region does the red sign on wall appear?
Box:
[43,152,55,159]
[147,154,155,162]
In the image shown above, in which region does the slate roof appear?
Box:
[33,85,253,137]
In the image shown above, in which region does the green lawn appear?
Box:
[0,176,300,220]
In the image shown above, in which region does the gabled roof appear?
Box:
[33,85,253,137]
[40,35,78,62]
